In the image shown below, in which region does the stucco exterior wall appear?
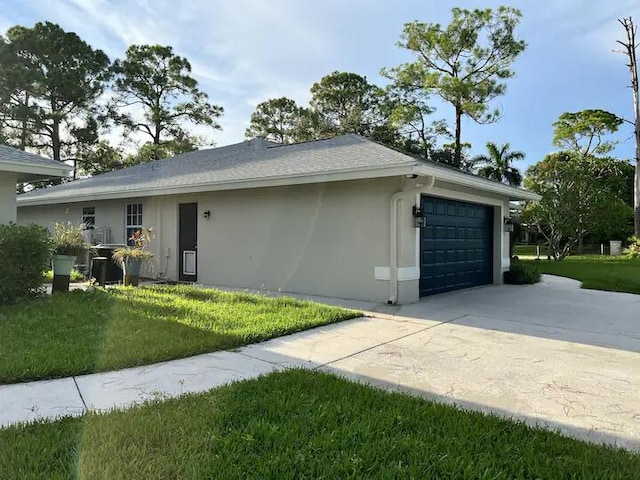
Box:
[159,178,401,302]
[0,173,17,224]
[17,175,512,304]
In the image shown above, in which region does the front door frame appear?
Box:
[178,202,198,282]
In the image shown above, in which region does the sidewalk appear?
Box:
[0,314,432,427]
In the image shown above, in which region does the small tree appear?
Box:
[524,152,630,260]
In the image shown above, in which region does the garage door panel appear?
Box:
[420,196,493,296]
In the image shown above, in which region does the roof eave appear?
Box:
[1,159,71,181]
[412,165,541,201]
[17,163,417,206]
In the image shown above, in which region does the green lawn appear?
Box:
[1,370,638,479]
[0,286,358,384]
[521,255,640,295]
[513,244,538,256]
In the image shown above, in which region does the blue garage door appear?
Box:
[420,196,494,296]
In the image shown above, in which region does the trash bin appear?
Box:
[91,257,108,286]
[90,244,125,283]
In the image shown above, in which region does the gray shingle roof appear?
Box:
[16,134,539,204]
[0,144,69,169]
[18,134,417,203]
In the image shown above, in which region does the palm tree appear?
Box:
[474,142,524,187]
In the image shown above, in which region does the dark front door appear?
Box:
[179,203,198,282]
[419,196,493,296]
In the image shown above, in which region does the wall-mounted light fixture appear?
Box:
[504,216,514,233]
[413,205,427,228]
[203,210,211,219]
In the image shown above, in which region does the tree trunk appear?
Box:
[631,26,640,236]
[454,104,462,169]
[51,117,61,162]
[153,122,162,160]
[578,235,583,255]
[620,18,640,235]
[16,92,30,194]
[20,92,29,151]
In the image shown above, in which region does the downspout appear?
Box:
[388,175,435,305]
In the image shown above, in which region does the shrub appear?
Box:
[0,223,51,305]
[624,235,640,259]
[504,260,541,285]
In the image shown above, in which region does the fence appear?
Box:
[514,243,614,258]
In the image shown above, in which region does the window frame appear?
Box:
[81,206,95,229]
[125,203,143,245]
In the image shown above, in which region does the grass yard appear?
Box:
[1,370,638,479]
[0,286,358,384]
[513,244,538,256]
[521,255,640,295]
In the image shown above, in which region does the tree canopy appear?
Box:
[384,6,526,168]
[552,109,623,158]
[0,21,110,166]
[309,71,387,137]
[245,97,315,143]
[523,152,632,260]
[111,44,223,161]
[474,142,524,186]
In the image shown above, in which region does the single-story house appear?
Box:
[0,145,70,224]
[17,134,539,304]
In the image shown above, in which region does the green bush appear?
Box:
[0,223,51,305]
[43,269,85,283]
[504,260,541,285]
[624,235,640,259]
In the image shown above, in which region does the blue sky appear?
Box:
[2,0,639,169]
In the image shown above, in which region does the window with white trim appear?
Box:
[82,207,95,228]
[125,203,143,246]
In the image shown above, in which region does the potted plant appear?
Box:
[112,228,154,287]
[51,222,89,293]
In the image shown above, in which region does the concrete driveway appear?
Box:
[242,275,640,450]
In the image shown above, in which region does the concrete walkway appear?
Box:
[0,314,434,427]
[2,275,639,452]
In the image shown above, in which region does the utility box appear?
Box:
[610,240,623,256]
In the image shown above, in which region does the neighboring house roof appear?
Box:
[0,144,71,182]
[17,134,539,205]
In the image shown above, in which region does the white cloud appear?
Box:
[537,0,640,58]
